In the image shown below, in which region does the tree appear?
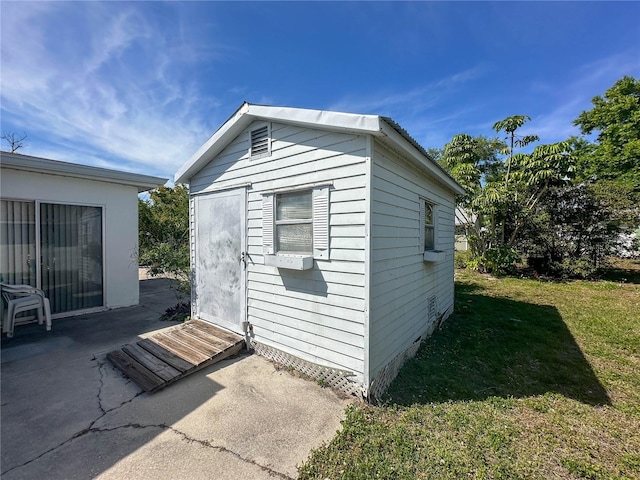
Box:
[492,115,539,186]
[443,126,575,273]
[1,132,27,152]
[442,134,505,258]
[517,182,627,277]
[573,75,640,194]
[491,115,540,243]
[138,185,190,296]
[443,77,640,276]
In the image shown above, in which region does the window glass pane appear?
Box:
[425,203,434,226]
[40,203,103,314]
[425,226,435,251]
[277,191,312,220]
[0,200,37,286]
[277,224,313,253]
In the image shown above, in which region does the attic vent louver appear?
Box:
[250,125,270,158]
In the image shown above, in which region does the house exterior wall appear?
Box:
[0,167,140,310]
[190,121,369,382]
[368,139,456,383]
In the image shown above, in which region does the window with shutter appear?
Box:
[262,186,330,269]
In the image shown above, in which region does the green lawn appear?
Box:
[299,262,640,479]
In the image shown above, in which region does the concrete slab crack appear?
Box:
[88,358,144,428]
[95,359,107,415]
[0,423,164,476]
[166,426,295,480]
[1,363,146,477]
[2,420,295,480]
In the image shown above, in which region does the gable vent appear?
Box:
[251,126,270,158]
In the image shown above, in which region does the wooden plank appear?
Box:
[150,333,212,365]
[137,338,195,373]
[195,340,245,372]
[107,349,165,393]
[189,321,242,345]
[168,330,223,357]
[107,320,246,394]
[122,343,182,382]
[181,324,236,350]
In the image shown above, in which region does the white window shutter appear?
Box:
[313,186,329,260]
[419,198,425,253]
[263,193,274,254]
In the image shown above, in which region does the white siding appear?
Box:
[368,139,456,382]
[190,122,368,380]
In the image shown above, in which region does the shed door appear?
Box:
[194,188,246,334]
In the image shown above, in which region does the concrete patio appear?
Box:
[1,277,350,480]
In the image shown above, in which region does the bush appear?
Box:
[455,247,520,276]
[139,185,190,298]
[547,258,600,280]
[454,250,474,269]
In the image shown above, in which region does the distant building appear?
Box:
[1,151,166,319]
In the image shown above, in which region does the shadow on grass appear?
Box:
[601,259,640,284]
[385,282,611,407]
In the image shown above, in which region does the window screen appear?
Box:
[275,190,312,253]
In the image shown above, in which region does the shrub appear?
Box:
[547,258,600,280]
[462,246,520,276]
[454,250,474,269]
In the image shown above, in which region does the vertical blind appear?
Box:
[40,203,103,314]
[0,200,37,286]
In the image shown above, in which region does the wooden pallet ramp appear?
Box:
[107,320,244,393]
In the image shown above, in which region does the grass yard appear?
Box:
[299,261,640,479]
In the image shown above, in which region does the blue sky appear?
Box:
[1,1,638,182]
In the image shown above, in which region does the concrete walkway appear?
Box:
[1,278,350,480]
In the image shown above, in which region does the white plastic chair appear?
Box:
[1,284,52,338]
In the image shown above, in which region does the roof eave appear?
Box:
[379,121,466,196]
[174,103,253,184]
[174,103,383,184]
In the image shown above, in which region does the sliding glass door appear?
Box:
[40,203,103,314]
[0,199,104,315]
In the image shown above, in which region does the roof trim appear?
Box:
[174,102,464,195]
[175,103,383,184]
[1,151,167,192]
[379,119,465,195]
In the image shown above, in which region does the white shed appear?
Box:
[1,151,167,320]
[175,103,464,398]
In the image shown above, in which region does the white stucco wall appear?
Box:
[0,167,140,311]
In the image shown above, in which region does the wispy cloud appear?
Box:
[327,66,488,149]
[328,66,485,115]
[0,2,227,179]
[523,51,640,143]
